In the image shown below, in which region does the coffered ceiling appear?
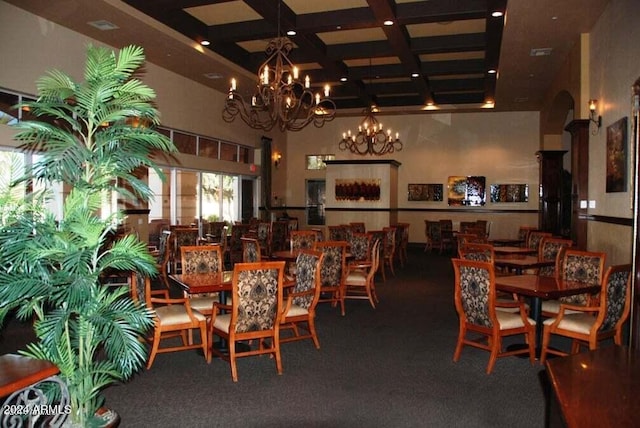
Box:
[5,0,610,115]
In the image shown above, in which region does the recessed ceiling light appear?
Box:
[287,30,296,36]
[87,20,119,31]
[340,77,347,82]
[491,11,504,18]
[203,72,223,79]
[383,20,394,26]
[411,73,420,78]
[200,40,210,46]
[488,69,497,74]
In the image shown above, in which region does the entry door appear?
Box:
[306,180,325,225]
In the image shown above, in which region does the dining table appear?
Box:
[494,274,601,357]
[489,238,525,247]
[494,255,555,275]
[493,246,538,257]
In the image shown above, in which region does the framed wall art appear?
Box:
[407,183,443,201]
[490,184,529,203]
[448,176,486,206]
[335,179,381,201]
[606,117,628,192]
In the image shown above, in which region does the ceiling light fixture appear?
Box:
[383,20,394,26]
[222,1,335,132]
[339,107,402,156]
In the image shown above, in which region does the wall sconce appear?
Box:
[273,152,282,169]
[588,99,602,134]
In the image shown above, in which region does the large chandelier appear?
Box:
[222,7,336,133]
[338,108,403,156]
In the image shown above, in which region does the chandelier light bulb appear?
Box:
[338,108,403,156]
[223,36,336,131]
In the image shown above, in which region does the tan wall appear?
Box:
[587,0,637,263]
[287,111,541,243]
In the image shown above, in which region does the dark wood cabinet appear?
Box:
[537,150,567,236]
[564,119,590,249]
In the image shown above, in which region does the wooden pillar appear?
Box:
[536,150,567,237]
[564,119,590,249]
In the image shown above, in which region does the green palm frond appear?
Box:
[2,44,177,425]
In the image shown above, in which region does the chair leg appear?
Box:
[308,319,320,349]
[274,337,283,376]
[230,341,239,382]
[540,326,551,364]
[198,322,207,363]
[147,330,162,369]
[453,324,466,362]
[486,335,500,374]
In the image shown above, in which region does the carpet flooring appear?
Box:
[1,247,551,428]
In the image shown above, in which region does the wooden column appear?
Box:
[536,150,567,237]
[564,119,590,249]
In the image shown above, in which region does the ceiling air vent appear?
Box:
[530,48,552,57]
[87,20,119,31]
[204,73,223,80]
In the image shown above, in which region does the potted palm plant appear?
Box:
[0,44,177,426]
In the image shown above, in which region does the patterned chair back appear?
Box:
[349,222,366,233]
[157,230,171,264]
[270,221,289,252]
[349,232,372,262]
[229,224,251,263]
[328,225,349,241]
[537,237,573,277]
[425,220,442,243]
[382,227,396,258]
[452,258,495,328]
[171,227,199,272]
[368,230,385,251]
[241,237,261,262]
[256,221,271,255]
[290,230,318,251]
[559,249,606,305]
[598,264,632,332]
[292,250,324,310]
[206,221,227,243]
[314,241,348,290]
[180,245,224,274]
[458,243,495,263]
[231,261,285,333]
[527,231,552,251]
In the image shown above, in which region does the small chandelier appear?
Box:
[338,108,403,156]
[222,2,336,132]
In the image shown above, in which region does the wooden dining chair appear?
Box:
[526,231,552,252]
[180,245,224,317]
[290,230,318,251]
[170,227,200,274]
[280,250,324,348]
[270,220,289,253]
[394,222,410,267]
[314,240,349,315]
[536,237,573,277]
[207,261,286,382]
[349,222,366,233]
[348,232,372,265]
[328,225,349,241]
[156,230,172,289]
[131,273,208,369]
[255,221,272,257]
[343,238,381,313]
[541,249,606,318]
[228,223,251,264]
[424,220,442,253]
[540,264,632,363]
[451,258,536,374]
[381,226,397,281]
[241,237,262,262]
